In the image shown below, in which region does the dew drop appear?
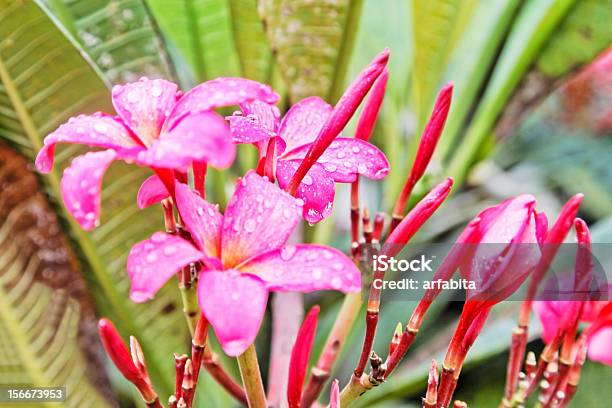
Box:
[336,151,346,159]
[281,245,297,261]
[244,219,256,233]
[146,253,158,263]
[151,232,166,242]
[302,175,313,185]
[352,146,360,153]
[163,245,176,256]
[331,277,342,289]
[312,268,323,280]
[151,86,163,97]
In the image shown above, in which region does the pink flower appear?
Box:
[223,51,390,223]
[35,77,278,229]
[127,171,360,356]
[458,194,547,303]
[226,97,389,224]
[535,300,612,365]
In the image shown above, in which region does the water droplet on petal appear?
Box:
[151,86,162,97]
[280,245,297,261]
[312,268,323,280]
[302,175,313,185]
[352,146,360,153]
[324,164,337,172]
[151,232,166,242]
[331,277,342,289]
[244,219,256,233]
[163,245,176,256]
[336,151,346,159]
[146,253,158,263]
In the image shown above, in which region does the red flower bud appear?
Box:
[355,68,389,142]
[287,306,320,408]
[98,319,141,383]
[286,49,390,194]
[393,83,453,218]
[383,177,453,257]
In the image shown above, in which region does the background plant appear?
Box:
[0,0,610,407]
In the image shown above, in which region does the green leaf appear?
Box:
[146,0,240,82]
[445,0,578,186]
[0,142,113,407]
[228,0,273,82]
[0,0,188,397]
[436,0,522,162]
[42,0,174,84]
[258,0,363,102]
[410,0,477,129]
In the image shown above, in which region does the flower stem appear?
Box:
[179,269,199,335]
[237,344,267,408]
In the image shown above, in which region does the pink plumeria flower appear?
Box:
[535,300,612,365]
[35,77,278,229]
[226,96,389,223]
[127,171,361,356]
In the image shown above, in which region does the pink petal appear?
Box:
[221,171,302,268]
[282,138,389,182]
[127,232,204,302]
[111,78,179,145]
[167,78,279,130]
[535,301,566,343]
[198,270,268,356]
[238,244,361,293]
[587,327,612,365]
[226,112,275,144]
[137,111,235,170]
[137,175,170,209]
[36,113,139,173]
[174,181,223,258]
[276,160,335,224]
[242,99,281,133]
[278,96,332,152]
[60,150,117,230]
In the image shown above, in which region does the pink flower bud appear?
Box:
[355,68,389,141]
[98,319,141,383]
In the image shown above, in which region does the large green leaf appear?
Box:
[42,0,174,84]
[258,0,363,102]
[228,0,273,82]
[494,0,612,139]
[146,0,240,82]
[410,0,476,129]
[0,142,113,407]
[446,0,580,185]
[0,0,187,397]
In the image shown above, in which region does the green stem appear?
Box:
[237,344,267,408]
[179,279,199,336]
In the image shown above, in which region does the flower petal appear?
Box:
[238,244,361,293]
[36,113,139,173]
[60,150,117,230]
[278,96,332,152]
[282,138,389,182]
[175,181,223,258]
[168,78,279,130]
[276,160,335,224]
[226,112,275,144]
[137,175,170,209]
[111,78,179,145]
[221,171,302,267]
[198,270,268,356]
[587,327,612,365]
[242,99,281,132]
[127,232,203,302]
[137,111,235,170]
